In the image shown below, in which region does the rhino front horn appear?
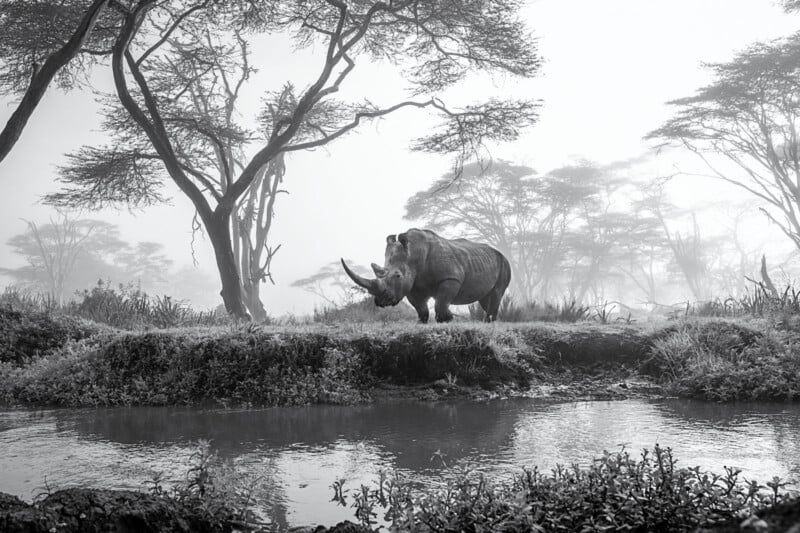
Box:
[341,258,378,294]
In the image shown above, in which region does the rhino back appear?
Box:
[406,229,502,302]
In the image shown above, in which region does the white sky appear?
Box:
[0,0,798,314]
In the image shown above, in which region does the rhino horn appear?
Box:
[341,258,379,294]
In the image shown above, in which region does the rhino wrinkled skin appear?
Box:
[341,228,511,323]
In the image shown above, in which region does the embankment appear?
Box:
[2,307,799,406]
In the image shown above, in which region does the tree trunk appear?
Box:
[243,281,267,322]
[206,213,251,320]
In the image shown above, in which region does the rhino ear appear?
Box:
[386,234,397,244]
[371,262,389,278]
[398,232,409,248]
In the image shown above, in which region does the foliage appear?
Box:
[649,31,800,251]
[468,297,592,323]
[341,445,792,532]
[642,320,800,401]
[147,440,263,531]
[0,300,101,365]
[0,321,544,407]
[72,280,222,329]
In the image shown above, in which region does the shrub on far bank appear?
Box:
[642,320,800,401]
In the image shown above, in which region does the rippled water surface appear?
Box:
[2,399,800,529]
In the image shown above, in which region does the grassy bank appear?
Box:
[2,303,800,406]
[1,445,796,532]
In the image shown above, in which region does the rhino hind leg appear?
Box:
[482,253,512,322]
[479,293,500,322]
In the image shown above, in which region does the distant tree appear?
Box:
[649,33,800,251]
[405,160,630,302]
[2,213,174,301]
[783,1,800,12]
[115,241,174,288]
[292,260,370,307]
[614,204,669,305]
[1,212,123,302]
[0,0,114,162]
[23,0,540,319]
[634,184,719,302]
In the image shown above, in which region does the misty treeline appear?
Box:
[404,160,800,309]
[0,211,217,307]
[0,0,540,319]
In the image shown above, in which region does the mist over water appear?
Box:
[2,399,799,528]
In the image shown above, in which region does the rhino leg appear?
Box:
[407,293,430,324]
[479,293,499,322]
[434,280,460,323]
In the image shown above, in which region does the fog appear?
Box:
[1,0,799,317]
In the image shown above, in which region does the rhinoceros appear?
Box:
[340,228,511,322]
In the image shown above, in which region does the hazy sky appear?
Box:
[1,0,798,314]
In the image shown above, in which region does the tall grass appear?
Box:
[469,297,593,323]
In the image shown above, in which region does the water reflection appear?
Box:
[1,399,799,529]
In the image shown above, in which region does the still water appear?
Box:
[2,399,800,529]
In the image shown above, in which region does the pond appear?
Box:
[2,399,800,530]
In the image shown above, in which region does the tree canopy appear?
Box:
[648,32,800,250]
[3,0,542,318]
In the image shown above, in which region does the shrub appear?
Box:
[0,307,101,365]
[73,280,225,329]
[642,321,800,401]
[341,445,792,532]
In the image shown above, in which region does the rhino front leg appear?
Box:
[407,293,431,324]
[434,280,460,323]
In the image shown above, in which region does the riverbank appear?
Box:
[1,307,799,406]
[1,445,797,532]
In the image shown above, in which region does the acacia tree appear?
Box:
[22,0,540,319]
[649,33,800,251]
[2,213,102,303]
[0,0,117,162]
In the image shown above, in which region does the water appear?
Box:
[2,399,800,530]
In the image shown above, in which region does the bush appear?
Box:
[73,280,225,329]
[0,307,101,365]
[342,445,792,532]
[642,321,800,401]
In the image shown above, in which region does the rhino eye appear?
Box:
[394,272,402,278]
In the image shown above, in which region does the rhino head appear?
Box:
[341,233,415,307]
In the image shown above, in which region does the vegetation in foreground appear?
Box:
[335,445,797,532]
[2,283,800,406]
[0,444,797,532]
